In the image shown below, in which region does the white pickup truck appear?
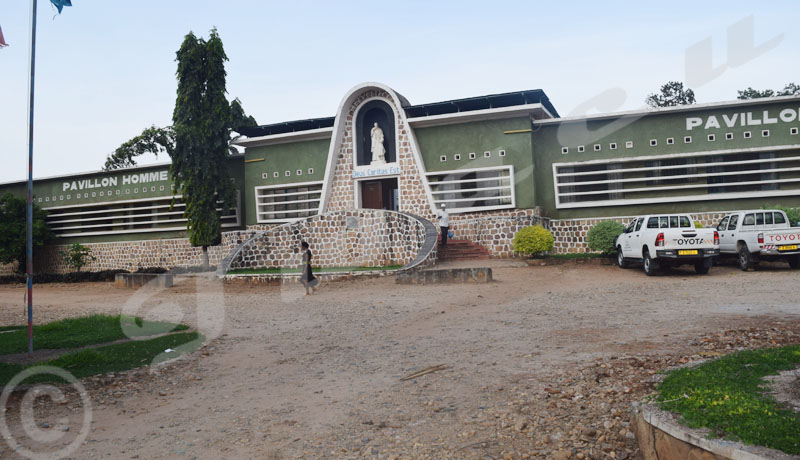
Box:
[615,214,719,276]
[715,210,800,270]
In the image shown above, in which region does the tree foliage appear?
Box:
[103,59,256,170]
[512,225,554,256]
[645,81,696,108]
[737,83,800,100]
[0,193,55,272]
[170,29,236,257]
[104,126,175,171]
[587,221,625,256]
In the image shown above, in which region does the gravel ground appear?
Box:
[1,260,799,459]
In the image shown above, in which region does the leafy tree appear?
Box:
[645,81,696,108]
[738,83,800,100]
[170,29,238,269]
[61,243,96,272]
[0,193,55,273]
[103,97,255,171]
[512,225,554,257]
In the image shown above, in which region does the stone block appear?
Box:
[114,273,173,289]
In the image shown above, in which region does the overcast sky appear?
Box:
[1,1,798,183]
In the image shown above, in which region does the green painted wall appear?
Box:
[243,138,331,225]
[533,99,800,218]
[0,157,245,244]
[414,117,536,208]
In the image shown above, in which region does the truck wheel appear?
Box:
[788,254,800,269]
[738,245,756,271]
[695,258,712,274]
[616,246,629,268]
[643,251,659,276]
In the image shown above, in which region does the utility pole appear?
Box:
[26,0,38,355]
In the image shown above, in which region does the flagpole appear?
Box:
[26,0,38,356]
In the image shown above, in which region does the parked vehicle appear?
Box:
[615,214,719,276]
[715,210,800,270]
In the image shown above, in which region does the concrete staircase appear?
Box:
[437,239,490,262]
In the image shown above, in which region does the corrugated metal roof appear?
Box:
[237,89,558,138]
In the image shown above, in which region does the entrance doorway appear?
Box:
[360,178,398,211]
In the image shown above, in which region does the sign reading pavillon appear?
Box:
[686,108,800,130]
[62,170,170,191]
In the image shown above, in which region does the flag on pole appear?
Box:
[50,0,72,14]
[0,25,8,47]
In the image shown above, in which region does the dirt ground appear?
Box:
[1,260,800,460]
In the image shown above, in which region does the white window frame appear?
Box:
[666,138,674,145]
[425,165,515,214]
[609,143,617,150]
[593,144,601,151]
[470,152,477,159]
[577,145,585,153]
[43,192,241,237]
[254,180,323,224]
[552,144,800,209]
[561,147,569,154]
[650,139,657,147]
[708,134,716,142]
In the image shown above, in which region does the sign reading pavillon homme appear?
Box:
[686,108,800,130]
[62,170,170,191]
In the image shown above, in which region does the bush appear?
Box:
[694,220,704,229]
[513,225,554,256]
[61,243,96,272]
[764,204,800,227]
[586,221,625,256]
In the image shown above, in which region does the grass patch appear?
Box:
[0,331,201,385]
[0,315,188,355]
[657,344,800,455]
[227,265,403,275]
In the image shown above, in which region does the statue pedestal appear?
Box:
[371,159,386,166]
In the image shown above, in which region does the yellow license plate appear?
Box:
[779,245,798,251]
[678,250,698,255]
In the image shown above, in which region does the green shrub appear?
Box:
[764,204,800,227]
[694,220,704,229]
[586,221,625,255]
[61,243,96,272]
[513,225,554,256]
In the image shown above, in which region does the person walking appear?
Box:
[300,241,318,295]
[437,203,450,246]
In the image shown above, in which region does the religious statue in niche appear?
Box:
[370,122,386,165]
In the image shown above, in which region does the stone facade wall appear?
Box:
[326,89,433,220]
[0,231,254,275]
[447,208,547,258]
[550,212,729,254]
[229,210,429,270]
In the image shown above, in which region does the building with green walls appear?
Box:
[1,82,799,268]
